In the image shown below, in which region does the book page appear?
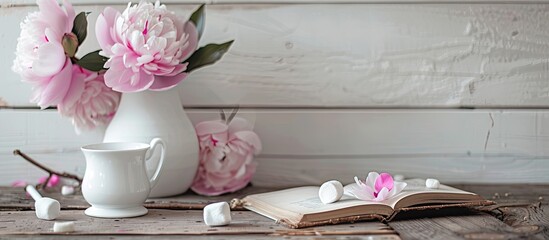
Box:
[246,186,387,215]
[382,179,477,208]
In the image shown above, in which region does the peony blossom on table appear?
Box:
[191,118,262,196]
[345,172,407,202]
[96,1,198,92]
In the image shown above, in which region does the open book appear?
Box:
[242,179,493,228]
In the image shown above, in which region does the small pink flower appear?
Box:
[12,0,78,109]
[38,174,60,188]
[96,1,198,92]
[191,118,262,196]
[58,67,121,132]
[345,172,407,202]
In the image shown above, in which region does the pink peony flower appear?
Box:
[191,118,262,196]
[96,1,199,92]
[12,0,78,109]
[58,66,121,132]
[345,172,407,202]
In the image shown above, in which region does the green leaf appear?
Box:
[189,4,205,40]
[72,12,88,45]
[77,50,108,72]
[185,40,234,73]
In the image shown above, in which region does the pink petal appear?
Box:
[149,72,188,91]
[204,171,234,188]
[195,121,229,139]
[365,172,379,189]
[128,70,155,92]
[203,154,226,172]
[373,187,390,202]
[61,0,75,32]
[228,117,254,133]
[59,66,87,108]
[37,0,71,36]
[345,183,375,201]
[231,131,262,155]
[387,182,407,198]
[45,28,62,45]
[32,42,66,77]
[180,21,198,61]
[95,7,119,55]
[104,61,155,92]
[11,180,28,187]
[354,176,367,188]
[37,60,73,107]
[191,162,256,196]
[104,57,130,85]
[161,63,187,77]
[122,52,139,68]
[137,55,154,65]
[222,163,256,192]
[224,147,248,171]
[129,30,145,53]
[38,174,60,187]
[374,173,394,193]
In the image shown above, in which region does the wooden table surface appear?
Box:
[0,184,547,240]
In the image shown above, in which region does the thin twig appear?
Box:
[13,149,83,188]
[219,109,226,122]
[226,106,240,124]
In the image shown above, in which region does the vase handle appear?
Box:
[146,138,166,189]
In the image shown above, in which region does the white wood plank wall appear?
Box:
[1,1,548,186]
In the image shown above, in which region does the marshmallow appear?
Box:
[318,180,343,204]
[35,198,61,220]
[53,221,75,233]
[393,174,405,181]
[203,202,231,226]
[426,178,440,189]
[61,186,75,196]
[26,185,61,220]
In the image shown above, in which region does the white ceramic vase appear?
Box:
[103,88,199,197]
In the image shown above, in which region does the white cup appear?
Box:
[81,138,166,218]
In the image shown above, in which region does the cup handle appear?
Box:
[146,138,166,189]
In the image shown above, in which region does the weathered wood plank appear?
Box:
[455,184,549,205]
[389,211,539,240]
[0,209,394,236]
[2,109,549,186]
[0,186,277,211]
[2,4,549,107]
[496,203,549,238]
[0,235,401,240]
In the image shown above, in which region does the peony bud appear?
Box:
[62,33,79,57]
